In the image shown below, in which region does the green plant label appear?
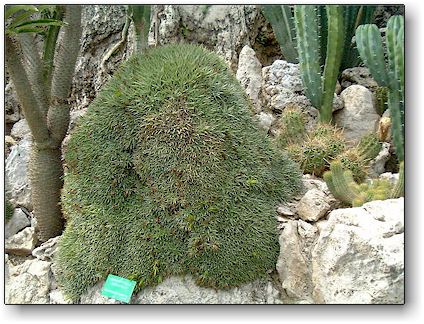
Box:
[101,274,136,303]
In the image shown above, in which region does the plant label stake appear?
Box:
[101,274,137,303]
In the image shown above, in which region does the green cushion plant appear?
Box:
[56,44,302,301]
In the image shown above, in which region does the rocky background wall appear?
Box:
[5,5,404,304]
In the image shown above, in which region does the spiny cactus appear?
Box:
[375,86,388,115]
[285,123,346,176]
[261,5,298,63]
[294,5,324,111]
[337,148,368,183]
[275,104,306,148]
[56,44,302,301]
[356,15,404,161]
[324,160,404,207]
[356,132,382,161]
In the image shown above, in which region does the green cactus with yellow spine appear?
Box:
[324,160,404,207]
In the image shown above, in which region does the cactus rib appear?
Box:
[320,5,344,122]
[294,5,322,109]
[355,24,389,87]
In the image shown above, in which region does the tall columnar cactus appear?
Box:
[261,5,298,63]
[294,5,344,123]
[324,160,404,207]
[355,15,404,161]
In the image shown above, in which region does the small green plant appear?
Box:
[5,200,15,222]
[56,44,302,301]
[283,123,346,177]
[275,104,306,148]
[356,132,382,161]
[277,111,381,179]
[356,15,404,161]
[324,160,404,207]
[336,148,368,183]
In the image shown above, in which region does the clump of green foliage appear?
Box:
[56,44,302,302]
[5,200,15,222]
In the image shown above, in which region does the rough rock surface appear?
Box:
[5,138,32,210]
[255,112,275,132]
[5,81,23,124]
[5,227,38,256]
[6,258,53,304]
[10,119,31,140]
[379,172,400,184]
[236,45,263,112]
[152,5,263,71]
[277,220,319,303]
[340,67,379,91]
[335,85,380,145]
[134,276,281,304]
[369,142,391,177]
[32,236,61,262]
[5,135,17,157]
[312,198,404,304]
[5,208,31,239]
[296,188,333,222]
[79,276,282,304]
[71,5,130,111]
[261,59,342,133]
[261,60,310,114]
[80,282,123,304]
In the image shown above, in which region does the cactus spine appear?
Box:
[355,16,404,161]
[356,133,382,161]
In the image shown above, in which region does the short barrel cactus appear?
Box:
[56,44,302,301]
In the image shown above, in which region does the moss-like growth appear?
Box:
[56,44,302,301]
[5,200,14,222]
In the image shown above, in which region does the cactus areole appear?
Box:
[56,44,302,301]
